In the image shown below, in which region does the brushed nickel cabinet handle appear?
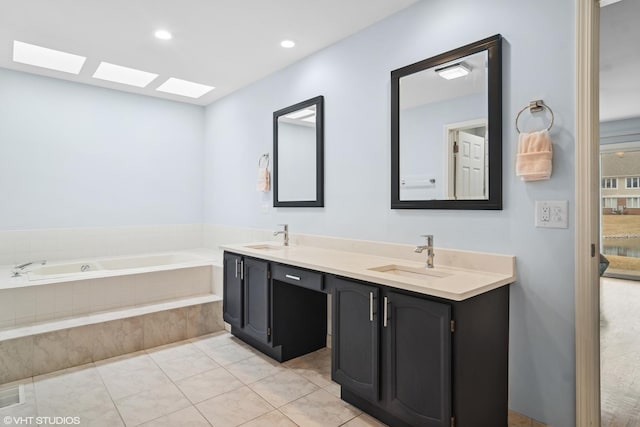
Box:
[383,296,388,328]
[234,259,238,278]
[240,260,244,280]
[285,274,301,281]
[369,292,374,322]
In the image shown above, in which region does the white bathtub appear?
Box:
[0,250,220,331]
[27,253,202,281]
[0,250,224,385]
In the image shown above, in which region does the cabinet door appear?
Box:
[383,291,451,427]
[243,258,271,343]
[330,276,379,401]
[223,253,243,328]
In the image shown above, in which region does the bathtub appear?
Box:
[0,250,224,384]
[0,250,221,330]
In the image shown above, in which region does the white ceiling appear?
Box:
[0,0,418,106]
[600,0,640,122]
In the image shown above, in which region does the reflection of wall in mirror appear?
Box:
[399,92,485,200]
[278,122,316,201]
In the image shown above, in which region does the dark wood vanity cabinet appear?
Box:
[330,276,452,427]
[223,251,509,427]
[331,277,380,401]
[242,258,271,344]
[329,275,509,427]
[223,253,270,343]
[223,252,326,363]
[222,252,243,329]
[383,290,452,427]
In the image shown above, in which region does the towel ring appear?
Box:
[258,153,269,168]
[515,100,554,134]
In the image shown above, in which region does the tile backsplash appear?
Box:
[0,224,203,266]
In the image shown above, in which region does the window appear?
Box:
[627,197,640,208]
[602,178,617,189]
[603,198,618,208]
[626,177,640,188]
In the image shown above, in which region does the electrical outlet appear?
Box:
[535,200,568,229]
[541,205,550,222]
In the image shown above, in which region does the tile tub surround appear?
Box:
[0,331,547,427]
[0,301,223,384]
[0,224,203,266]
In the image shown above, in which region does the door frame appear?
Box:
[575,0,600,425]
[443,118,487,199]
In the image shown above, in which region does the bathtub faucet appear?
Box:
[12,260,47,277]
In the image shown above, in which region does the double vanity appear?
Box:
[221,240,515,427]
[227,29,511,427]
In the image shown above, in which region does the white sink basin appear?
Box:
[245,244,285,251]
[367,264,451,280]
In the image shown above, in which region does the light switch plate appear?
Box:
[535,200,569,228]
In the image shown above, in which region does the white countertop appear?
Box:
[221,242,516,301]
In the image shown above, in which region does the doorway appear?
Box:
[598,0,640,425]
[444,119,487,200]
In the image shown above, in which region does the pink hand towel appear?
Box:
[256,167,270,192]
[516,130,553,181]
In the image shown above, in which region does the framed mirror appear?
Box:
[391,35,502,209]
[273,96,324,207]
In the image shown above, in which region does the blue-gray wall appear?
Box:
[400,93,485,200]
[204,0,576,425]
[0,68,205,229]
[277,122,316,201]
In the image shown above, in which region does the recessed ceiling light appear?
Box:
[156,78,215,98]
[435,62,471,80]
[280,40,295,48]
[92,62,158,87]
[12,40,86,74]
[154,30,172,40]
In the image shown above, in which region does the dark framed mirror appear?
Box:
[391,34,502,209]
[273,96,324,207]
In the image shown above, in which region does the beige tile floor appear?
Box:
[601,277,640,427]
[0,329,542,427]
[0,331,381,427]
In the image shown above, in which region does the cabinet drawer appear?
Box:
[272,264,324,291]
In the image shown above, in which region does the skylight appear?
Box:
[156,78,215,98]
[92,62,158,88]
[12,41,86,74]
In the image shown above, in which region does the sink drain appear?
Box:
[0,385,23,409]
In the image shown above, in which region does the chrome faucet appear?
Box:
[12,260,46,277]
[414,235,434,268]
[273,224,289,246]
